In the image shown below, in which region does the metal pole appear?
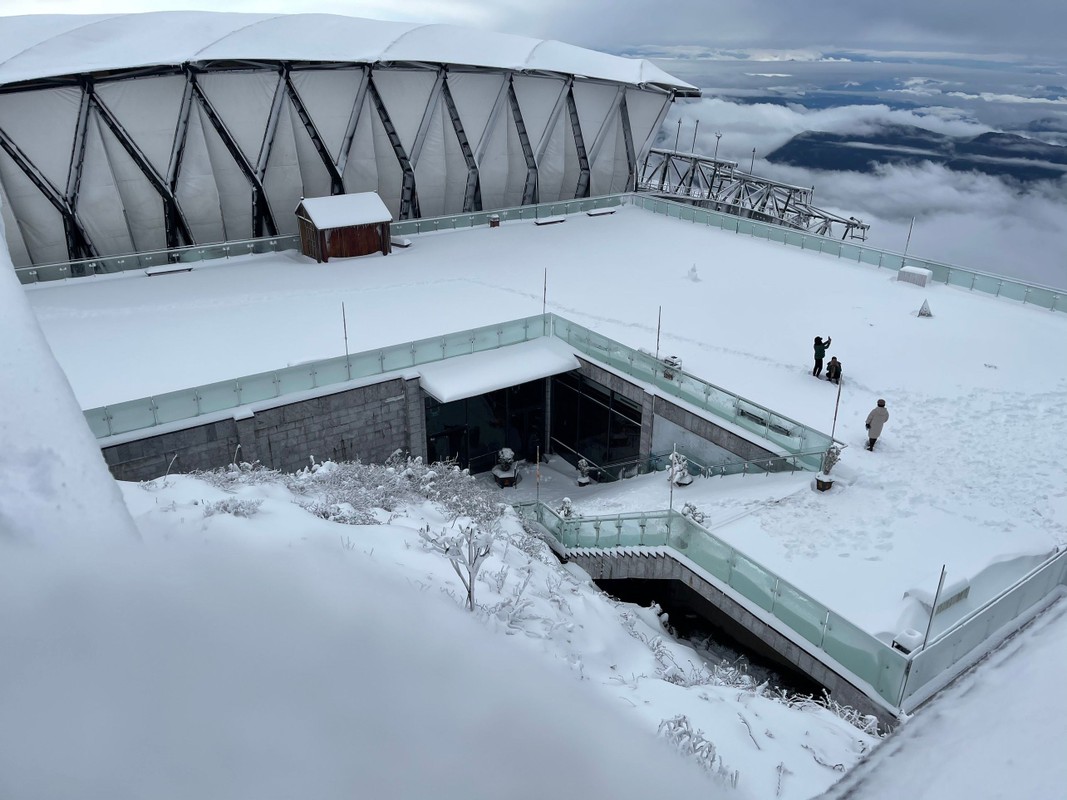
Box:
[830,378,843,439]
[713,131,722,161]
[655,305,662,361]
[673,118,681,151]
[535,446,541,504]
[750,147,755,173]
[690,120,700,153]
[903,216,916,260]
[342,302,350,379]
[920,565,947,652]
[542,267,547,316]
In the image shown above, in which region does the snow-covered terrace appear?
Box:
[25,203,1067,680]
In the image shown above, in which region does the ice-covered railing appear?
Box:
[18,192,1064,312]
[626,194,1066,312]
[550,315,832,468]
[14,196,623,284]
[15,236,301,284]
[83,312,835,470]
[513,501,909,710]
[515,501,1067,714]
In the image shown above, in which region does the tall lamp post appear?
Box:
[713,131,722,161]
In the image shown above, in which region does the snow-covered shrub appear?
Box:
[557,497,575,519]
[296,499,376,526]
[420,524,492,611]
[193,460,280,490]
[681,502,705,524]
[668,450,693,486]
[658,715,739,787]
[202,497,264,518]
[821,444,842,476]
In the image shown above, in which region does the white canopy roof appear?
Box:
[0,12,697,94]
[419,337,581,404]
[298,193,391,229]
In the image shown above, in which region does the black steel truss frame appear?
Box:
[0,62,662,263]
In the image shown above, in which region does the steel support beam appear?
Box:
[440,76,482,213]
[284,68,346,195]
[89,83,194,249]
[565,87,591,198]
[506,78,538,205]
[190,72,278,237]
[367,74,419,220]
[619,95,637,191]
[335,67,370,181]
[0,126,96,259]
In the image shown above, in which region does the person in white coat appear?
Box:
[865,399,889,451]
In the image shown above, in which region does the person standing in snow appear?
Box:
[813,335,832,377]
[865,399,889,451]
[825,356,842,384]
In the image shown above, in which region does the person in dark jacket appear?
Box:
[865,399,889,450]
[813,336,832,377]
[825,356,842,384]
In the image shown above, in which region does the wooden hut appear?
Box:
[295,193,392,262]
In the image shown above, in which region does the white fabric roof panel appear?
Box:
[0,12,697,95]
[299,192,391,229]
[418,337,581,404]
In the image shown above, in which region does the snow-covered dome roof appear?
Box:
[0,12,698,94]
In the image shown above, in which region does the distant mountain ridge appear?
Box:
[766,124,1067,181]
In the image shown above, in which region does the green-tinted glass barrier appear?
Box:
[514,502,908,708]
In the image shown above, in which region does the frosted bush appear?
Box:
[202,497,264,518]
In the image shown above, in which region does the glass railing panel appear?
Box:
[438,329,476,359]
[1023,286,1058,310]
[728,553,776,611]
[785,231,807,248]
[196,381,239,413]
[971,274,1003,296]
[673,372,709,407]
[497,317,543,346]
[379,343,414,372]
[275,365,315,395]
[855,248,877,266]
[410,338,444,366]
[105,400,158,434]
[470,326,507,352]
[314,356,352,386]
[348,351,385,380]
[997,280,1029,302]
[733,218,754,235]
[574,519,601,547]
[840,243,864,262]
[636,516,671,546]
[152,390,199,424]
[85,408,112,438]
[945,268,973,289]
[772,583,827,646]
[681,532,733,582]
[239,371,280,403]
[822,612,883,689]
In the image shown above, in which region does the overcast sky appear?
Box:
[5,0,1066,60]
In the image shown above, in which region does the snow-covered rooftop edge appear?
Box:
[0,12,699,94]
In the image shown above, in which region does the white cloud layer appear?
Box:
[667,99,1067,288]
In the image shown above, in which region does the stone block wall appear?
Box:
[102,377,422,482]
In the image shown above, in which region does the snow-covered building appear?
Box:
[0,12,698,268]
[296,192,392,261]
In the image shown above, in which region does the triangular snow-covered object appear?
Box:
[918,299,933,317]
